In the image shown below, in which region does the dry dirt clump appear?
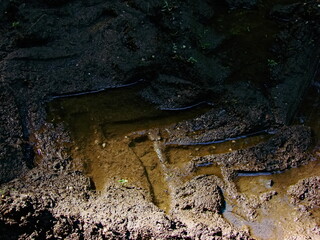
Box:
[288,176,320,212]
[173,175,225,213]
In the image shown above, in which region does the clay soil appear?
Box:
[0,0,320,239]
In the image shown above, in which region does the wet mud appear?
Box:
[0,0,319,239]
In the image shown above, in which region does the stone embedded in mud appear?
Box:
[288,176,320,211]
[173,175,224,214]
[259,190,277,202]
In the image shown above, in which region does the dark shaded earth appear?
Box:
[0,0,319,239]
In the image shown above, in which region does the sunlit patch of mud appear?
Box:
[228,160,320,239]
[46,84,272,213]
[47,85,211,211]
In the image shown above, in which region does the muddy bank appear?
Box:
[0,124,251,239]
[192,125,312,173]
[0,0,320,239]
[0,84,26,183]
[288,176,320,213]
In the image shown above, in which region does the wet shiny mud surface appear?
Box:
[47,78,320,239]
[42,0,319,238]
[1,0,319,238]
[225,82,320,240]
[47,85,211,211]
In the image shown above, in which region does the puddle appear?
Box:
[225,158,320,239]
[47,84,215,211]
[47,85,210,141]
[232,160,320,239]
[231,81,320,239]
[210,1,320,237]
[167,132,271,164]
[129,136,171,212]
[223,202,276,240]
[47,84,274,212]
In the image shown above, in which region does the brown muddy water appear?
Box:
[224,82,320,240]
[46,80,320,239]
[47,84,271,212]
[47,85,213,211]
[45,1,320,238]
[210,3,320,237]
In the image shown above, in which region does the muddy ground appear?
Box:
[0,0,320,239]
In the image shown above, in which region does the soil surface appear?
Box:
[0,0,319,239]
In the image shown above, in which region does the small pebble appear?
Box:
[265,179,274,188]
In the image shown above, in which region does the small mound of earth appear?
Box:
[173,175,224,214]
[288,176,320,211]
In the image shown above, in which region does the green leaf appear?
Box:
[118,179,128,184]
